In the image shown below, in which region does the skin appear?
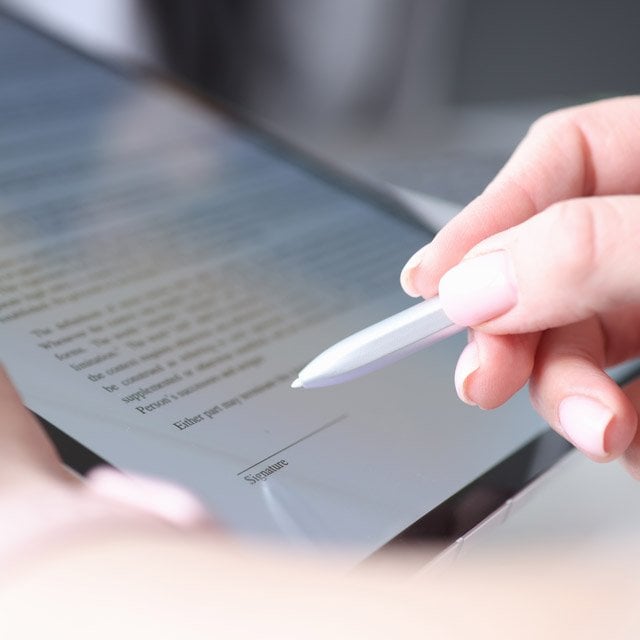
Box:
[401,96,640,474]
[2,96,640,635]
[1,365,640,637]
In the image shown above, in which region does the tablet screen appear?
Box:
[0,14,566,561]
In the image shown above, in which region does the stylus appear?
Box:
[291,296,464,389]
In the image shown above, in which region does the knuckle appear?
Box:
[545,199,608,287]
[527,107,578,138]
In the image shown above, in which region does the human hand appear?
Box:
[400,96,640,475]
[0,365,212,578]
[0,374,638,637]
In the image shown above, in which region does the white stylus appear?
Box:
[291,296,464,389]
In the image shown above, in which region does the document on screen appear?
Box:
[0,17,546,557]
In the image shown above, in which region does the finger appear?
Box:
[529,320,637,461]
[455,330,540,409]
[401,96,640,297]
[437,195,640,333]
[87,467,213,529]
[0,365,70,486]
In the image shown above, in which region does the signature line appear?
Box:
[236,414,348,476]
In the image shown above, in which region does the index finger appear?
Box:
[402,95,640,298]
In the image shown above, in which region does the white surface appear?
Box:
[1,0,155,63]
[457,451,640,562]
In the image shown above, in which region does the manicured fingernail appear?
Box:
[439,251,516,326]
[454,339,479,406]
[87,467,211,527]
[400,246,429,297]
[558,396,613,458]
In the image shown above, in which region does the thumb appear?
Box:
[437,195,640,334]
[0,365,71,487]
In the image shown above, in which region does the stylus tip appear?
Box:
[291,378,303,389]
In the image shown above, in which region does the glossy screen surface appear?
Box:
[0,15,557,562]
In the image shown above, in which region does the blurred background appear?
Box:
[3,0,640,206]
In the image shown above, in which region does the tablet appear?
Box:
[0,11,572,563]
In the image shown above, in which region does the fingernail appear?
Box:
[558,396,613,458]
[87,467,211,527]
[439,251,516,326]
[454,339,479,406]
[400,246,428,297]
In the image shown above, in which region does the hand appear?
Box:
[0,365,211,578]
[0,373,637,637]
[400,96,640,475]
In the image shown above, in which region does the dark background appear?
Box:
[138,0,640,203]
[5,0,640,202]
[145,0,640,115]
